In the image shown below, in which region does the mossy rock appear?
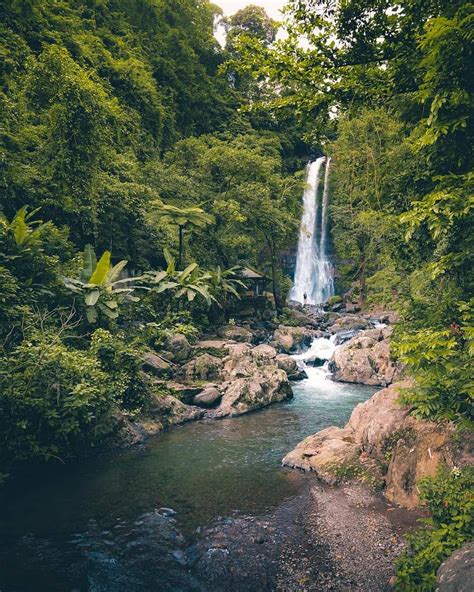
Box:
[327,460,385,491]
[327,295,343,306]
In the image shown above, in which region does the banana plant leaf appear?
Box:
[89,251,111,285]
[151,271,168,283]
[85,290,100,306]
[179,262,198,280]
[81,245,97,282]
[98,303,119,319]
[103,300,118,309]
[154,281,178,294]
[107,260,128,283]
[12,209,28,245]
[163,248,176,273]
[110,277,141,285]
[86,307,98,323]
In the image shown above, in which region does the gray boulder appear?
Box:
[437,542,474,592]
[177,353,223,382]
[193,387,222,408]
[142,352,172,376]
[329,315,370,333]
[330,327,401,386]
[164,333,192,363]
[217,325,254,343]
[127,394,204,441]
[251,343,277,361]
[213,366,292,418]
[273,326,312,353]
[276,354,307,380]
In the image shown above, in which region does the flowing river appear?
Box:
[0,338,375,591]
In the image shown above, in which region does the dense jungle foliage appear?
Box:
[0,0,472,586]
[0,0,311,477]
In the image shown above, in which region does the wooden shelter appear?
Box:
[240,267,270,299]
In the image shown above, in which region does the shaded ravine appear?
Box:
[0,340,376,591]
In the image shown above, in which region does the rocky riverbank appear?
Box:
[124,307,395,445]
[283,381,473,508]
[122,305,473,515]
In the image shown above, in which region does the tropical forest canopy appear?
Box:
[0,0,472,479]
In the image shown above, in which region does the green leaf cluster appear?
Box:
[395,466,474,591]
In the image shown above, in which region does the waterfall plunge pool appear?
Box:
[0,337,376,591]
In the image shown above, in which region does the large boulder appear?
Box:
[217,325,254,343]
[347,382,410,459]
[329,314,370,333]
[142,352,173,377]
[213,366,292,418]
[273,326,312,353]
[176,353,223,382]
[128,394,203,441]
[251,343,277,361]
[193,386,222,408]
[164,333,191,363]
[384,418,458,508]
[283,384,407,486]
[282,426,360,481]
[193,339,233,357]
[276,354,308,380]
[165,381,203,404]
[330,327,401,386]
[222,344,257,379]
[282,382,471,508]
[437,542,474,592]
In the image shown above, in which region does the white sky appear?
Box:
[215,0,287,19]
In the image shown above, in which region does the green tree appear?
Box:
[148,203,214,269]
[328,108,414,306]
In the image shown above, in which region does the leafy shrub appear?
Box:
[90,329,150,416]
[395,466,474,591]
[277,307,299,327]
[0,332,119,470]
[392,298,473,421]
[0,211,73,310]
[327,295,343,306]
[64,245,144,324]
[134,311,200,350]
[366,267,404,308]
[0,266,31,345]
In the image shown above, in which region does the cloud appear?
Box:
[215,1,286,19]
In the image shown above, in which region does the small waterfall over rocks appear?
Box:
[289,157,334,305]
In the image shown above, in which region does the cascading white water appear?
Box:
[289,157,334,304]
[291,334,341,392]
[317,157,334,302]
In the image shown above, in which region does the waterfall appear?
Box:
[289,157,334,305]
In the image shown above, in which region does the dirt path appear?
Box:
[189,481,422,591]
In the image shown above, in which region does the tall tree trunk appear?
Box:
[269,239,282,313]
[359,255,367,310]
[178,225,184,269]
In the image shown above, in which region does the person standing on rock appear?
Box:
[303,292,308,307]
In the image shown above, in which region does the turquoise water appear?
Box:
[0,354,375,591]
